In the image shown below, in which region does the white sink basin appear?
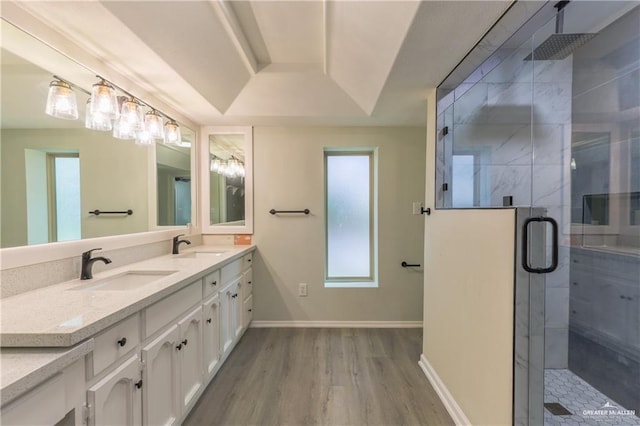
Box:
[70,270,177,291]
[175,251,227,259]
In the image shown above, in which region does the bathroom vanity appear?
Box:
[0,244,255,425]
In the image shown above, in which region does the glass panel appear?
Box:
[209,134,245,226]
[442,34,534,208]
[451,155,475,207]
[53,156,81,241]
[326,154,371,279]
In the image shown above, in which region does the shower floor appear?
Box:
[544,369,640,425]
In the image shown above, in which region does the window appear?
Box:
[324,150,377,287]
[48,154,81,242]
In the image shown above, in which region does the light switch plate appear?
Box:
[412,202,424,215]
[298,283,308,297]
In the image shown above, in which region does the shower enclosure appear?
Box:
[436,1,639,424]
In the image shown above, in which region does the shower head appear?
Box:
[523,1,596,61]
[523,33,596,61]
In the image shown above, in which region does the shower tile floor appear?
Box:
[544,369,640,425]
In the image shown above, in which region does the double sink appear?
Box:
[70,250,229,292]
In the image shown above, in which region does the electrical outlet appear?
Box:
[412,202,424,215]
[298,283,308,297]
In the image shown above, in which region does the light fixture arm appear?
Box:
[53,75,91,96]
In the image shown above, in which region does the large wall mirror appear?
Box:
[0,19,195,249]
[201,126,253,234]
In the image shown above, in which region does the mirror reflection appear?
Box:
[209,134,245,226]
[0,19,193,248]
[157,128,194,226]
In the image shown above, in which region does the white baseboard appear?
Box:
[250,321,423,328]
[418,354,471,426]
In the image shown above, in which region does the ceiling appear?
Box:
[4,0,514,127]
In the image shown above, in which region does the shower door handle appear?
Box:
[522,216,558,274]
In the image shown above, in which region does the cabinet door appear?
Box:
[178,306,203,411]
[203,294,220,378]
[242,267,253,301]
[234,280,243,337]
[243,294,253,329]
[88,354,142,426]
[220,278,239,354]
[141,325,180,426]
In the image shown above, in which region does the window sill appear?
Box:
[324,281,378,288]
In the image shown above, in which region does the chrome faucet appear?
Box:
[81,248,112,280]
[172,234,191,254]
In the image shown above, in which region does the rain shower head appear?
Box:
[523,33,596,61]
[524,1,596,61]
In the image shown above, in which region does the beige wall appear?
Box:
[1,129,149,247]
[253,126,426,322]
[422,90,514,425]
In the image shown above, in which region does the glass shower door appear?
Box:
[530,2,640,425]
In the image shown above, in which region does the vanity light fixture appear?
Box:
[90,79,119,120]
[45,74,183,148]
[145,110,165,140]
[119,97,144,131]
[85,98,112,131]
[163,120,182,145]
[45,77,79,120]
[210,156,244,179]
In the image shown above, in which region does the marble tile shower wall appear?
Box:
[0,234,203,299]
[436,47,573,367]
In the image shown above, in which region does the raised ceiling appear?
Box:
[4,1,514,126]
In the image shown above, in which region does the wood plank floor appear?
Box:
[184,328,454,426]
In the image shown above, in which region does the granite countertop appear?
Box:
[0,339,94,406]
[0,244,254,406]
[0,244,255,347]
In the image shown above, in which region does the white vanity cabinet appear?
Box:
[88,354,142,426]
[202,293,221,379]
[1,247,255,426]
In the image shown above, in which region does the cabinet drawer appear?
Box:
[92,314,140,376]
[145,281,201,338]
[242,252,253,270]
[221,259,242,283]
[203,270,220,297]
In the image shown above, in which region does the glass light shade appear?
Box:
[144,110,164,139]
[120,98,143,131]
[90,80,119,119]
[227,158,239,177]
[135,128,154,146]
[163,120,181,145]
[218,162,228,177]
[85,98,112,131]
[112,118,136,140]
[45,80,78,120]
[211,157,222,172]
